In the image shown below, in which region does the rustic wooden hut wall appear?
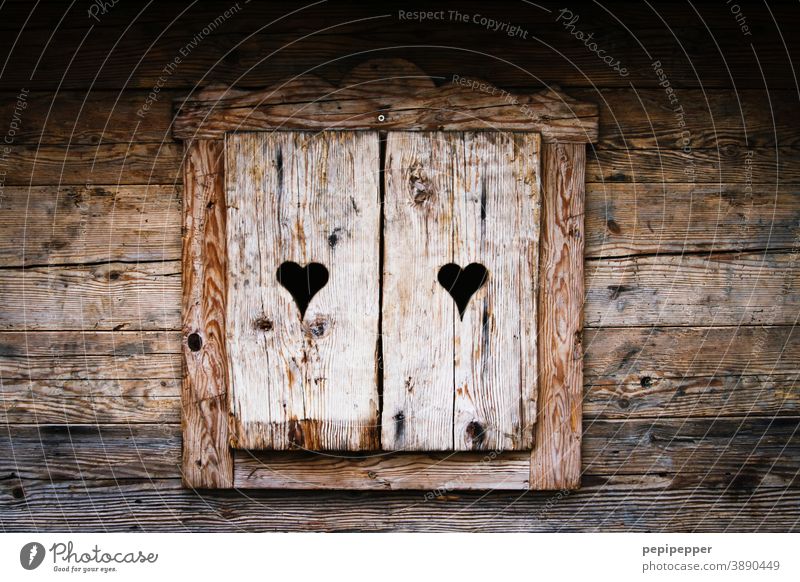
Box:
[1,1,798,530]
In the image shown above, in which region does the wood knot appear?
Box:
[304,316,331,339]
[465,421,487,448]
[409,161,434,203]
[253,317,273,331]
[187,332,203,352]
[640,376,653,388]
[606,219,621,234]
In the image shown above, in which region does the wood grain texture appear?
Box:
[3,417,796,488]
[531,143,585,490]
[225,132,380,451]
[3,479,798,532]
[6,2,796,91]
[174,76,598,143]
[0,185,181,267]
[1,143,182,186]
[6,251,799,331]
[11,88,798,150]
[382,132,541,452]
[2,326,796,426]
[585,184,800,257]
[181,139,232,489]
[235,451,530,490]
[3,143,793,187]
[585,251,800,327]
[0,261,181,331]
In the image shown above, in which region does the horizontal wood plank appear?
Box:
[235,451,530,490]
[3,183,793,269]
[7,251,798,329]
[587,147,800,184]
[0,186,181,266]
[1,143,182,186]
[586,184,800,257]
[0,396,179,424]
[0,90,176,144]
[0,262,181,330]
[9,89,797,150]
[2,6,798,91]
[585,251,800,326]
[4,144,795,186]
[1,326,796,424]
[2,478,797,531]
[2,418,796,488]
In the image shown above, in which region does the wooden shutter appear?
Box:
[381,131,542,451]
[225,131,381,451]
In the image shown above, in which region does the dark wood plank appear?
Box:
[10,89,798,149]
[531,143,585,489]
[180,140,232,488]
[2,2,797,90]
[174,76,597,143]
[0,90,176,144]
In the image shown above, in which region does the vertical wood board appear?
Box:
[530,142,585,489]
[382,131,541,452]
[225,131,381,451]
[181,139,233,488]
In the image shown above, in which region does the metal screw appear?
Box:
[377,114,386,122]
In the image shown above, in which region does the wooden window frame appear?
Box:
[174,59,598,490]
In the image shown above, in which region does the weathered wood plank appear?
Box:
[3,418,796,488]
[0,396,179,424]
[0,330,179,356]
[235,451,530,490]
[585,184,800,257]
[382,132,540,451]
[4,143,793,187]
[0,425,181,480]
[585,251,800,327]
[0,378,179,398]
[3,7,798,90]
[0,90,176,144]
[531,143,585,490]
[3,478,798,531]
[1,143,182,185]
[174,79,597,143]
[225,132,381,451]
[0,261,181,330]
[4,182,792,269]
[181,139,232,489]
[4,251,798,331]
[10,89,798,149]
[577,88,800,150]
[584,326,800,383]
[0,186,181,266]
[586,374,800,420]
[587,147,800,183]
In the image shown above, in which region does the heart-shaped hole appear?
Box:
[276,262,329,319]
[437,263,489,320]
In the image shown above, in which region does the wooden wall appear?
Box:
[1,0,798,531]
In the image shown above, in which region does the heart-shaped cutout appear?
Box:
[437,263,489,320]
[276,262,329,318]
